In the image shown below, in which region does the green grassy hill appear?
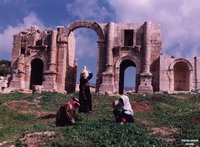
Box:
[0,92,199,146]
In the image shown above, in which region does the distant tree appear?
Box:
[0,60,11,76]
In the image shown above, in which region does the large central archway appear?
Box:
[65,20,106,92]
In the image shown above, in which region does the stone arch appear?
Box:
[30,58,44,89]
[169,58,193,71]
[115,56,138,69]
[65,20,106,92]
[65,20,105,41]
[169,58,193,91]
[115,56,138,94]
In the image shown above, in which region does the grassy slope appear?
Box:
[0,92,199,146]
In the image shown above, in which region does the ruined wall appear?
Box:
[159,55,174,92]
[9,21,163,94]
[106,22,162,93]
[10,26,51,90]
[194,56,200,92]
[9,25,77,93]
[159,55,197,93]
[8,20,200,94]
[112,23,144,93]
[65,32,77,92]
[150,23,162,92]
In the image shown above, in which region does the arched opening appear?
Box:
[30,58,44,89]
[65,20,105,93]
[119,60,136,94]
[174,62,190,91]
[73,28,98,89]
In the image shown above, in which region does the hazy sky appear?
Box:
[1,0,200,88]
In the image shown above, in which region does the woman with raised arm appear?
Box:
[79,66,93,113]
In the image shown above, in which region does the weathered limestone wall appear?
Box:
[111,23,144,93]
[9,25,77,93]
[10,26,51,90]
[99,22,162,94]
[8,20,200,94]
[150,23,162,92]
[65,32,77,92]
[194,56,200,92]
[9,21,163,94]
[186,58,194,92]
[159,55,174,92]
[159,55,197,93]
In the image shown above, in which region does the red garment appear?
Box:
[56,99,80,126]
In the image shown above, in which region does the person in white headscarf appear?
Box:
[113,95,134,125]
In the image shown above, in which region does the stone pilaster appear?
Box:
[43,30,58,91]
[49,30,57,71]
[96,40,105,92]
[56,26,67,93]
[138,22,153,93]
[99,72,115,94]
[99,22,115,93]
[43,70,57,92]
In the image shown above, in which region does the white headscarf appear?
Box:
[119,95,134,116]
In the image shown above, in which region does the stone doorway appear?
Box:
[30,59,44,89]
[119,60,136,94]
[173,62,190,91]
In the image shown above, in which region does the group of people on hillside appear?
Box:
[56,66,134,126]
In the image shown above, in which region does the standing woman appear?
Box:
[79,66,93,113]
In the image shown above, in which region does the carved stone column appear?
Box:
[43,30,58,92]
[138,22,153,93]
[96,40,105,92]
[49,30,57,71]
[55,27,68,93]
[106,22,115,72]
[99,22,115,94]
[142,22,152,74]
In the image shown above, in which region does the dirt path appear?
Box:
[2,97,55,118]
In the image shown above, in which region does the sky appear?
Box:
[1,0,200,88]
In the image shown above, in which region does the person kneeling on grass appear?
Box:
[113,95,134,125]
[56,97,80,127]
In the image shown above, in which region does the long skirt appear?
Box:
[113,110,134,123]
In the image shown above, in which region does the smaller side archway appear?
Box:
[30,58,44,89]
[169,58,193,91]
[115,56,139,94]
[119,60,136,94]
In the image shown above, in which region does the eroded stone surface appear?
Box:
[6,20,200,94]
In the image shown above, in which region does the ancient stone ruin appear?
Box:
[8,20,200,94]
[0,76,8,92]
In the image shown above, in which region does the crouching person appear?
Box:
[56,97,80,127]
[113,95,134,125]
